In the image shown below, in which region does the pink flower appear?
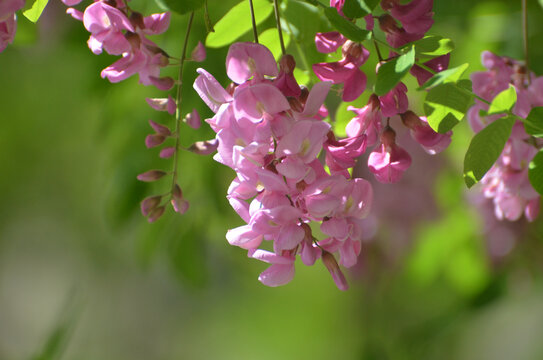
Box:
[368,126,411,183]
[400,111,451,154]
[226,42,278,84]
[274,54,301,97]
[276,120,331,163]
[190,41,206,62]
[193,68,233,113]
[248,249,296,287]
[83,2,134,55]
[346,94,382,146]
[385,0,434,34]
[379,82,408,117]
[315,32,346,53]
[313,41,370,102]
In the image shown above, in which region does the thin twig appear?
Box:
[249,0,259,43]
[522,0,531,85]
[171,12,195,193]
[273,0,286,55]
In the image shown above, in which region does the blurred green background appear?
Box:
[1,0,543,359]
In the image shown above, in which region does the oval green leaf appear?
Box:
[419,63,469,90]
[323,7,369,42]
[463,115,516,188]
[529,149,543,196]
[424,82,473,133]
[487,84,517,115]
[374,45,415,96]
[523,106,543,138]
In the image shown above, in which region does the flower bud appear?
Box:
[150,76,175,91]
[185,109,201,129]
[400,110,422,130]
[148,206,165,223]
[299,86,309,104]
[124,31,141,50]
[342,40,363,60]
[380,126,397,147]
[171,184,189,214]
[145,134,166,148]
[288,97,304,112]
[148,119,171,136]
[146,97,177,115]
[322,251,349,291]
[279,54,296,74]
[141,195,162,216]
[368,94,380,111]
[129,11,145,30]
[380,0,399,10]
[378,14,400,34]
[191,41,206,62]
[137,170,167,182]
[159,146,175,159]
[188,139,219,155]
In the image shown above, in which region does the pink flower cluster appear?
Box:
[62,0,173,89]
[0,0,25,53]
[468,51,542,221]
[194,42,374,290]
[313,0,451,184]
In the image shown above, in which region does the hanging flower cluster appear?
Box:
[314,0,451,184]
[63,0,173,90]
[194,42,374,290]
[468,51,542,221]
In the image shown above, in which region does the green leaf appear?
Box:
[463,115,516,188]
[258,28,291,59]
[342,0,369,19]
[323,7,369,42]
[155,0,204,14]
[419,63,469,90]
[410,35,455,57]
[523,106,543,138]
[22,0,49,23]
[529,149,543,196]
[374,46,415,96]
[206,0,273,48]
[361,0,380,11]
[424,83,473,133]
[487,85,517,115]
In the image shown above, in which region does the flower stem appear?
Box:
[273,0,286,55]
[249,0,259,43]
[522,0,531,84]
[171,11,195,194]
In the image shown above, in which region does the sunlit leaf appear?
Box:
[487,85,516,115]
[155,0,204,14]
[463,115,516,188]
[410,35,455,57]
[523,106,543,138]
[23,0,49,23]
[323,7,369,42]
[424,82,473,133]
[419,63,469,90]
[342,0,369,19]
[258,28,291,60]
[206,0,273,48]
[374,45,415,96]
[529,149,543,196]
